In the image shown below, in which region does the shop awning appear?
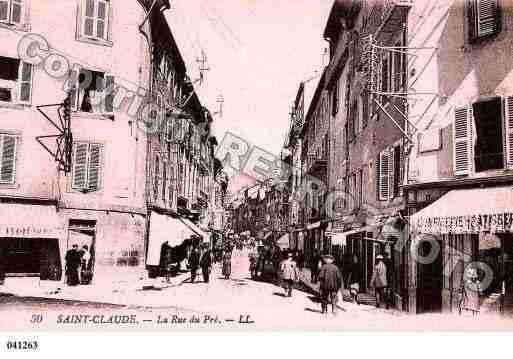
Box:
[411,186,513,234]
[0,203,63,238]
[181,218,209,242]
[147,212,195,266]
[330,225,377,246]
[277,233,289,249]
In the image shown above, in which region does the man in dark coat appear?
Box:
[318,254,342,315]
[189,246,200,283]
[65,244,81,286]
[310,250,321,284]
[200,246,212,283]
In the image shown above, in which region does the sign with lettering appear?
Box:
[0,226,59,238]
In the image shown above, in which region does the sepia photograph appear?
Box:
[1,1,513,348]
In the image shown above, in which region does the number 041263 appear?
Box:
[6,341,39,350]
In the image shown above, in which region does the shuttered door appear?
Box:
[453,106,473,175]
[73,143,89,190]
[0,135,16,184]
[504,96,513,170]
[477,0,499,37]
[87,144,101,191]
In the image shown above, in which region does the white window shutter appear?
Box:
[104,74,114,113]
[82,0,95,38]
[10,0,22,24]
[67,67,80,110]
[477,0,499,37]
[72,143,89,190]
[379,151,390,201]
[0,134,17,184]
[96,0,109,40]
[504,96,513,170]
[388,148,395,200]
[0,0,9,22]
[87,144,101,191]
[453,106,473,175]
[17,61,32,104]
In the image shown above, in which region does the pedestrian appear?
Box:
[384,253,394,309]
[65,244,81,286]
[280,252,299,297]
[80,245,93,285]
[200,246,212,283]
[349,254,362,304]
[370,255,388,309]
[222,248,232,280]
[318,254,342,315]
[459,267,481,316]
[189,246,200,283]
[297,250,304,271]
[310,250,320,284]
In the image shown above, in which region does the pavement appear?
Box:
[1,249,513,331]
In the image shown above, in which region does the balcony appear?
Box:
[369,0,412,43]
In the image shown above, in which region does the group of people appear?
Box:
[188,244,233,284]
[65,244,92,286]
[279,249,392,315]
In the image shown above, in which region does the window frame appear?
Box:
[0,56,32,106]
[68,66,114,116]
[71,141,103,192]
[77,0,112,45]
[468,0,501,42]
[0,0,29,29]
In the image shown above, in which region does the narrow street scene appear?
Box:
[1,0,513,333]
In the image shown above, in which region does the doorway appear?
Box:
[67,219,96,282]
[417,239,443,313]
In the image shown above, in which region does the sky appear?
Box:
[165,0,332,192]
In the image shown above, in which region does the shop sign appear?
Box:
[0,226,56,237]
[414,212,513,234]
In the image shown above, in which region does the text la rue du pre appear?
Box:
[53,313,254,326]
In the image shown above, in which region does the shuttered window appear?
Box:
[81,0,110,41]
[0,134,17,184]
[0,57,32,105]
[0,0,23,25]
[453,106,473,175]
[468,0,501,41]
[378,150,391,201]
[72,142,102,192]
[504,96,513,170]
[18,60,32,104]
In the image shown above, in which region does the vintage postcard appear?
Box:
[1,0,513,342]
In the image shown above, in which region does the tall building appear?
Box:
[0,0,225,286]
[405,0,513,315]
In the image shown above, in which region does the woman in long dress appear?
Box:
[222,249,232,279]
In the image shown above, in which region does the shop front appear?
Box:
[0,202,64,284]
[146,211,196,278]
[410,185,513,315]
